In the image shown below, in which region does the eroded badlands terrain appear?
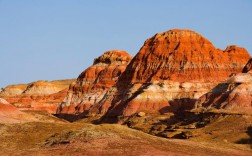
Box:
[1,29,252,155]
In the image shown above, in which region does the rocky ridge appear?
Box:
[119,30,249,83]
[0,28,252,156]
[88,29,250,122]
[0,79,74,113]
[57,50,132,114]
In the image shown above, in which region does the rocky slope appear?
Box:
[119,30,249,83]
[0,84,28,97]
[195,58,252,113]
[88,29,250,122]
[57,50,132,114]
[0,98,36,123]
[0,79,74,113]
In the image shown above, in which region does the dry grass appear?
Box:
[0,112,252,155]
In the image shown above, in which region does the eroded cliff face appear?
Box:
[57,50,132,114]
[0,79,74,114]
[195,58,252,114]
[88,29,250,121]
[118,30,249,83]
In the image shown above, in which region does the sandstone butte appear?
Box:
[57,50,133,114]
[0,79,74,114]
[86,29,251,122]
[195,58,252,114]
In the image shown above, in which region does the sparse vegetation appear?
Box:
[0,111,252,155]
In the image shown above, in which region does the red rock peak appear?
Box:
[119,29,250,83]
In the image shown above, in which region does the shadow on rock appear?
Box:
[159,98,197,114]
[53,111,89,122]
[236,126,252,148]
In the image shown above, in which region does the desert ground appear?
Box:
[0,111,251,156]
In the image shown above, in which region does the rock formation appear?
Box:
[0,98,36,123]
[0,79,74,113]
[0,84,28,97]
[88,29,250,121]
[0,98,22,121]
[195,58,252,113]
[57,50,132,114]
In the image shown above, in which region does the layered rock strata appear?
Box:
[0,98,36,123]
[0,79,74,113]
[89,29,250,121]
[195,58,252,113]
[57,50,132,114]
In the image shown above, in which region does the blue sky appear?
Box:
[0,0,252,88]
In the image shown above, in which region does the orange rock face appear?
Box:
[89,29,250,121]
[119,29,250,83]
[0,80,74,114]
[57,50,132,114]
[195,58,252,113]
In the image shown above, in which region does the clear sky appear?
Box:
[0,0,252,88]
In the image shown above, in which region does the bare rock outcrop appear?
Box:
[57,50,132,114]
[0,98,36,123]
[0,84,28,97]
[0,79,74,113]
[89,29,250,121]
[195,58,252,114]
